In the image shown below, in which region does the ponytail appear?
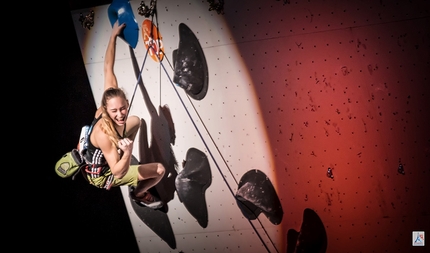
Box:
[100,111,120,147]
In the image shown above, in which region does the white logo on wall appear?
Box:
[412,231,425,246]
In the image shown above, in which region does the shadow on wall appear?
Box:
[124,18,286,249]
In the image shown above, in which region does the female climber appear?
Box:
[84,21,165,209]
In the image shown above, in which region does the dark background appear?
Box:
[46,0,139,251]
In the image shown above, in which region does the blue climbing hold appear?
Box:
[108,0,139,48]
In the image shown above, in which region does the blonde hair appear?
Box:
[100,87,128,147]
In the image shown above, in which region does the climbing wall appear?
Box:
[71,0,430,252]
